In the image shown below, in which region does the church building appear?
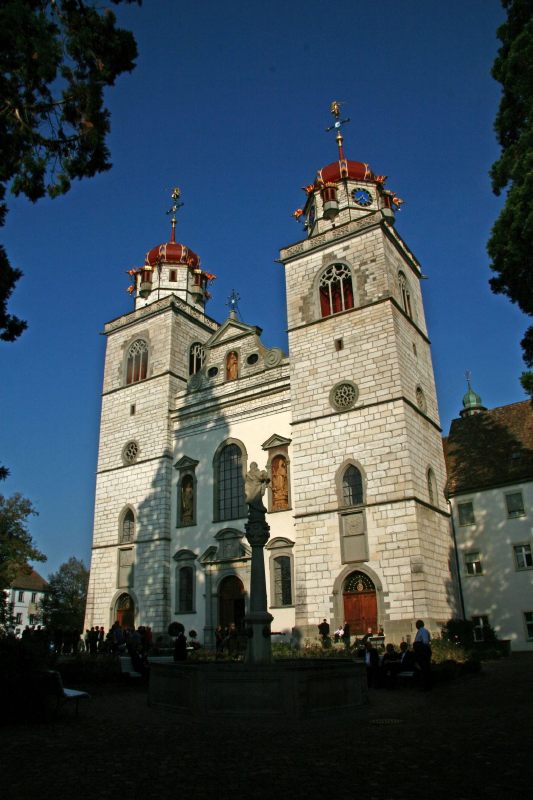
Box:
[84,104,458,644]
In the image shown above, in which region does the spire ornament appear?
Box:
[326,100,350,161]
[166,187,184,243]
[226,289,241,319]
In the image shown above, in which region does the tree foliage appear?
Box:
[488,0,533,389]
[0,492,44,592]
[40,557,89,631]
[0,0,140,340]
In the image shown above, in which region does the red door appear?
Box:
[343,591,377,634]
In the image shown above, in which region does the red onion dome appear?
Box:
[316,160,377,186]
[144,241,200,268]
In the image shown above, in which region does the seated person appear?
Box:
[380,643,400,688]
[398,641,416,671]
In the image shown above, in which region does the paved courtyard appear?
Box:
[2,654,531,799]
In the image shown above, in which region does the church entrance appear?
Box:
[342,572,377,634]
[115,593,135,628]
[218,576,245,630]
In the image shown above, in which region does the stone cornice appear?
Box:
[280,215,421,276]
[103,295,219,335]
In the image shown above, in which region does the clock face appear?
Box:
[352,188,372,207]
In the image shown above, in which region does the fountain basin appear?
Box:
[148,658,367,719]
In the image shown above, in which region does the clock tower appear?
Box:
[280,102,456,639]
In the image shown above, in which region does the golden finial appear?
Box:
[326,100,350,160]
[166,187,183,243]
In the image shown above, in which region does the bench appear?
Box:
[41,670,90,716]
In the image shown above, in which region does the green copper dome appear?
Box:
[460,380,486,417]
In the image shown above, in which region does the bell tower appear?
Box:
[85,189,218,635]
[281,103,457,639]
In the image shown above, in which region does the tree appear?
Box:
[0,492,44,592]
[0,0,140,341]
[487,0,533,395]
[40,557,89,631]
[0,491,45,631]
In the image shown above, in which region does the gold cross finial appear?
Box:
[166,187,184,243]
[325,100,350,160]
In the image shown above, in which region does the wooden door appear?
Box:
[343,591,377,634]
[218,576,245,630]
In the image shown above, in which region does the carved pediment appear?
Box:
[206,317,262,348]
[262,433,292,450]
[174,455,199,472]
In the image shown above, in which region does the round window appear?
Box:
[330,381,359,412]
[207,366,219,378]
[122,441,139,465]
[246,353,259,365]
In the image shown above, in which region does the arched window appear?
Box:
[215,443,246,521]
[173,549,197,614]
[342,465,364,506]
[398,272,412,319]
[273,556,292,606]
[126,339,148,384]
[319,263,354,318]
[427,468,438,505]
[178,566,194,613]
[189,342,205,376]
[267,538,294,608]
[120,509,135,543]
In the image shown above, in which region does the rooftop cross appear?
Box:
[166,187,184,243]
[325,100,350,161]
[226,289,241,319]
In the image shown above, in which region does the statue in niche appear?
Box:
[226,350,239,380]
[180,475,194,525]
[271,455,289,511]
[245,462,270,514]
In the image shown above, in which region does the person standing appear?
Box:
[318,618,330,648]
[413,619,432,690]
[342,621,351,650]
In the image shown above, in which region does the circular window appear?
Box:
[122,441,139,465]
[330,381,358,411]
[246,353,259,365]
[207,366,219,378]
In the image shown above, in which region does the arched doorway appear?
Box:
[115,593,135,628]
[343,571,377,634]
[218,576,245,630]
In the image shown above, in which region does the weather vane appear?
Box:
[326,100,350,160]
[226,289,240,318]
[465,369,472,389]
[166,187,184,242]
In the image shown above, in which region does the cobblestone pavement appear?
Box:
[2,654,532,800]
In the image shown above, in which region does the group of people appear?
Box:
[318,617,433,690]
[364,619,432,690]
[214,623,240,657]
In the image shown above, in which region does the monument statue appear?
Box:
[244,462,270,514]
[226,350,239,380]
[180,476,194,525]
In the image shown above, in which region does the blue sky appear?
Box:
[1,0,526,577]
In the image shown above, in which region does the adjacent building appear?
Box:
[444,392,533,650]
[7,567,49,636]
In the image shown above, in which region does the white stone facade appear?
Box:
[451,480,533,650]
[85,168,458,644]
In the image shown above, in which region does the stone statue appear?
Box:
[181,476,194,524]
[271,455,289,511]
[245,462,270,514]
[226,350,239,380]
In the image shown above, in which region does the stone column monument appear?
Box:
[243,463,273,664]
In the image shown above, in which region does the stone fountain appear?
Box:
[148,463,367,718]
